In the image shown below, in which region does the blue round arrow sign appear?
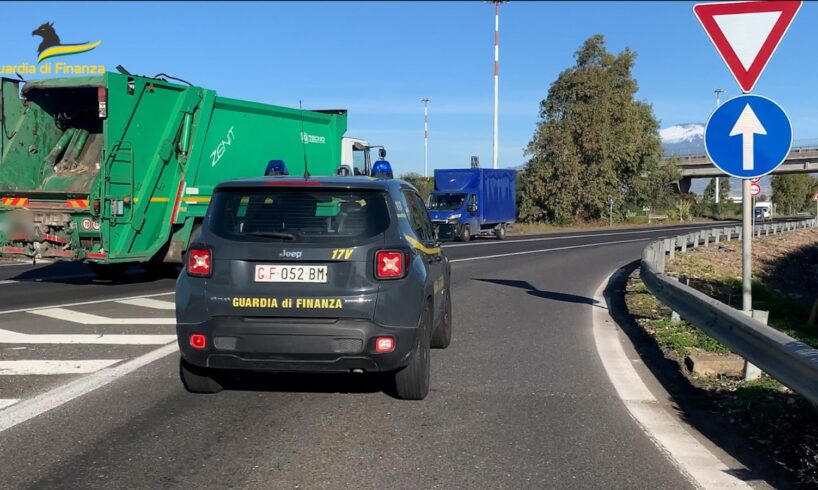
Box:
[704,94,792,179]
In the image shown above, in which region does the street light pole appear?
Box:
[714,88,725,205]
[492,0,501,169]
[421,97,430,178]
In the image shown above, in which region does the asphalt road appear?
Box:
[0,222,745,489]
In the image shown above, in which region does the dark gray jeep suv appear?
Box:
[175,177,451,400]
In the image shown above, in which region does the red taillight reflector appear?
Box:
[187,248,212,277]
[375,336,395,353]
[189,334,207,350]
[375,250,405,280]
[93,199,101,214]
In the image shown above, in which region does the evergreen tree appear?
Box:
[519,35,668,223]
[771,174,816,215]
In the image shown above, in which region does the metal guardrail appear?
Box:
[640,218,818,404]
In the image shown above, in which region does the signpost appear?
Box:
[607,198,614,227]
[695,0,801,317]
[813,192,818,220]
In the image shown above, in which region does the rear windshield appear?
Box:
[207,188,390,243]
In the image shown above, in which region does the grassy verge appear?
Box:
[624,230,818,485]
[511,216,717,235]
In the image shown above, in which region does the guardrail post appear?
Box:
[668,238,676,259]
[726,227,732,241]
[743,310,769,381]
[693,232,699,249]
[714,229,720,245]
[680,235,687,253]
[704,230,710,247]
[765,225,770,236]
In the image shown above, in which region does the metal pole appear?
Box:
[714,90,724,207]
[742,179,752,314]
[609,201,613,227]
[492,0,500,169]
[421,98,430,178]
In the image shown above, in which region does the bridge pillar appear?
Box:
[678,177,692,194]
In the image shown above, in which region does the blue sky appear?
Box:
[2,1,816,175]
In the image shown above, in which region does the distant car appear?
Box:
[175,176,452,400]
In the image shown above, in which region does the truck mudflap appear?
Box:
[0,195,102,260]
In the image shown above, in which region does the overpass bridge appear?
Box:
[663,142,818,193]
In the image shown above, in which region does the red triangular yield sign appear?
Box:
[694,1,802,93]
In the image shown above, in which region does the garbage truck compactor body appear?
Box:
[0,73,357,269]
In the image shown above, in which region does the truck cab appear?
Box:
[339,137,384,177]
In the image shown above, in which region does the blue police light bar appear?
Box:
[265,160,288,176]
[371,160,393,179]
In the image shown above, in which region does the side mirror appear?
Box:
[378,148,387,159]
[468,203,478,213]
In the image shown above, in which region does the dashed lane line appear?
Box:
[0,359,122,376]
[0,329,176,345]
[116,298,176,310]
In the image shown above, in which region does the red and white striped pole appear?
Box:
[492,1,500,169]
[421,97,430,178]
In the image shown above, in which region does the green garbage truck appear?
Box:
[0,73,382,276]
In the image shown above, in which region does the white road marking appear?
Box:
[592,269,751,489]
[0,399,19,410]
[0,359,122,375]
[0,274,95,285]
[116,298,176,310]
[0,343,177,432]
[0,328,175,345]
[28,308,175,325]
[442,223,730,249]
[0,291,174,316]
[449,238,650,263]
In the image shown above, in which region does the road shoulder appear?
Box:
[593,265,762,489]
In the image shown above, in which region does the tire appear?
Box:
[495,224,507,240]
[179,357,222,394]
[88,263,129,281]
[431,289,452,349]
[392,301,432,400]
[459,224,471,242]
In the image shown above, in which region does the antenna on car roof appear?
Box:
[298,100,310,180]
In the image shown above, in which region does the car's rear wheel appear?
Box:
[179,358,222,394]
[392,301,432,400]
[495,224,507,240]
[459,224,471,242]
[431,289,452,349]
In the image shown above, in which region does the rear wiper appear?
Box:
[246,231,296,241]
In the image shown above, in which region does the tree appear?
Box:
[703,177,730,204]
[399,172,433,201]
[519,35,667,223]
[771,174,816,215]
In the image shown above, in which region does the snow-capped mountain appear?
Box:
[661,123,705,156]
[661,123,772,197]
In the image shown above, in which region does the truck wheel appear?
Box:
[392,301,432,400]
[180,358,222,394]
[431,289,452,349]
[495,224,507,240]
[88,263,129,281]
[459,224,471,242]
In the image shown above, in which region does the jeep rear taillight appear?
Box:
[375,250,406,280]
[187,248,212,277]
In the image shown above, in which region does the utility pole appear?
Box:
[421,98,430,178]
[491,1,503,169]
[714,88,725,205]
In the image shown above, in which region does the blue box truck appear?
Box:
[427,168,516,241]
